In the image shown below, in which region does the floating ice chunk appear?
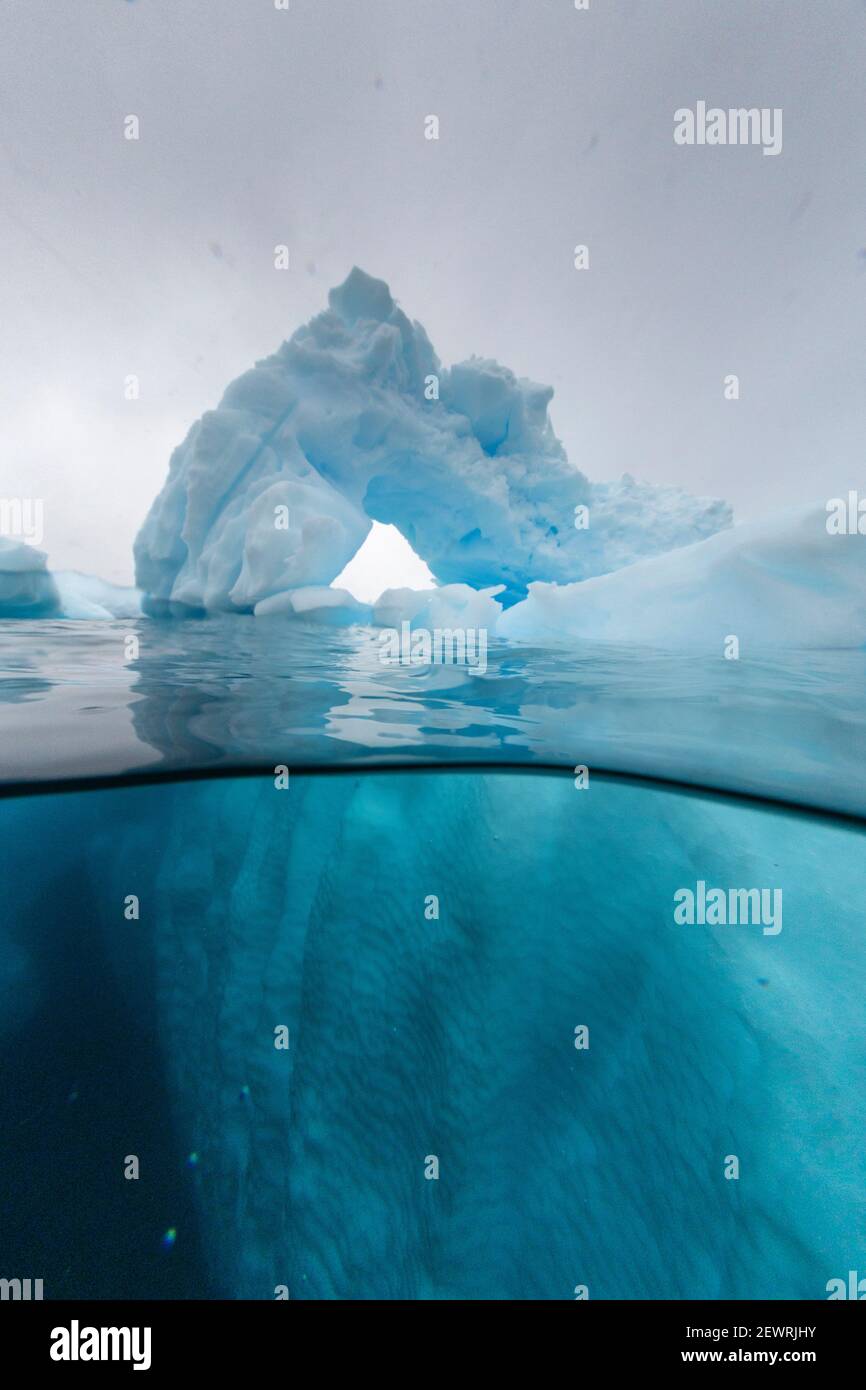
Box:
[372,583,505,633]
[0,541,141,619]
[135,268,730,612]
[53,572,142,620]
[254,586,371,625]
[0,538,60,617]
[500,506,866,649]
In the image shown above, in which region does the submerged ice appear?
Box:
[7,770,860,1299]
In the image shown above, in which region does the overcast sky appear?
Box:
[1,0,864,584]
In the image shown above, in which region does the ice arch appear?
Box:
[134,268,730,614]
[333,522,434,604]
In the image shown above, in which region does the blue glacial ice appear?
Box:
[0,538,61,617]
[3,269,866,1305]
[6,770,859,1300]
[0,539,142,620]
[500,506,866,649]
[11,268,863,649]
[133,267,731,612]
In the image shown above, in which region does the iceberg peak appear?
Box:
[328,265,398,325]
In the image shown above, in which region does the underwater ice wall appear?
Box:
[134,268,731,613]
[63,771,866,1300]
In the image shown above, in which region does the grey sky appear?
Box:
[1,0,864,583]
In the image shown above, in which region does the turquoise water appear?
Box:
[1,621,865,1299]
[2,618,865,815]
[2,770,865,1300]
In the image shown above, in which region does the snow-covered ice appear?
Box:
[8,270,862,650]
[134,268,730,612]
[499,506,866,649]
[371,582,505,633]
[254,585,370,624]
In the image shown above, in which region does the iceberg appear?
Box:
[52,572,143,621]
[0,539,60,617]
[7,770,853,1299]
[254,585,370,624]
[0,541,142,621]
[371,582,505,633]
[134,268,730,612]
[499,506,866,649]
